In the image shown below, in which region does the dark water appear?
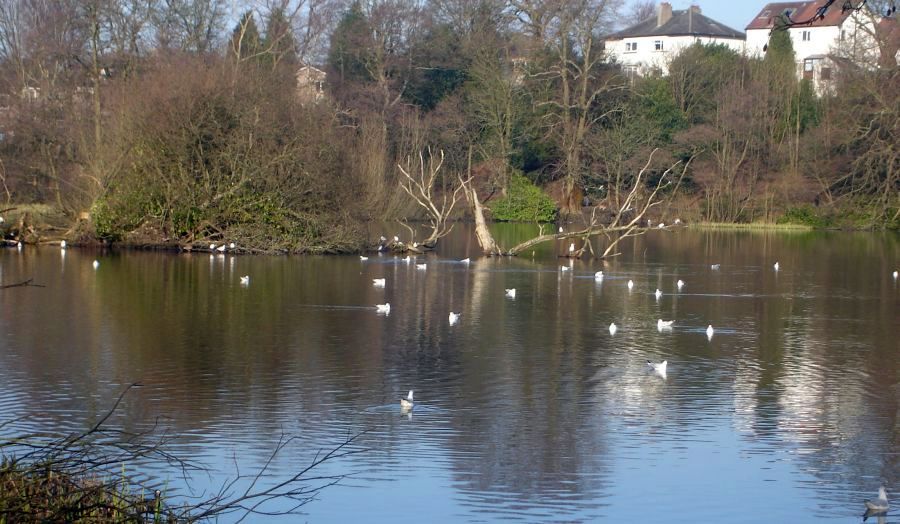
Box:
[1,226,898,523]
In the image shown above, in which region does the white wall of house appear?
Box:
[745,11,880,94]
[606,35,745,75]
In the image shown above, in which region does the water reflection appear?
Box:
[0,227,897,522]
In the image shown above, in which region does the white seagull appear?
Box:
[706,325,715,339]
[505,288,516,299]
[360,255,369,261]
[864,486,889,514]
[404,256,412,264]
[229,242,236,249]
[376,303,391,314]
[400,390,414,411]
[647,360,667,376]
[449,312,460,325]
[560,265,571,272]
[657,319,674,330]
[609,322,617,335]
[654,288,663,299]
[209,243,216,251]
[657,222,665,228]
[240,275,250,285]
[894,270,899,279]
[372,278,386,287]
[677,279,685,290]
[460,258,470,264]
[594,271,604,281]
[558,226,564,233]
[216,244,226,252]
[627,280,634,290]
[17,241,23,250]
[416,263,427,270]
[92,260,100,269]
[773,261,780,271]
[711,264,721,270]
[60,240,67,249]
[569,243,575,253]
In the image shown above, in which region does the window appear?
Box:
[654,40,664,51]
[625,42,637,52]
[840,30,846,41]
[802,30,811,41]
[803,59,815,72]
[820,67,832,80]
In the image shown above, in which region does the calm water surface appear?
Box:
[1,227,898,522]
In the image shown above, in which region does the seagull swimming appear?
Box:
[594,271,604,281]
[706,325,714,339]
[894,270,899,279]
[460,258,470,264]
[416,263,427,270]
[655,288,662,299]
[400,390,414,411]
[505,288,516,299]
[864,486,889,514]
[373,278,385,287]
[627,280,634,290]
[60,240,67,249]
[449,312,460,325]
[569,243,575,253]
[774,261,780,271]
[560,265,571,272]
[360,255,369,261]
[711,264,721,270]
[647,360,667,375]
[17,241,22,250]
[92,260,99,269]
[609,322,617,335]
[657,319,674,330]
[376,303,391,314]
[677,279,685,290]
[240,275,250,285]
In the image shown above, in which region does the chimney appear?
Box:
[658,2,673,27]
[690,5,701,14]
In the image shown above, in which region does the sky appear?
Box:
[630,1,766,32]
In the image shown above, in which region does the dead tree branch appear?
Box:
[397,148,466,249]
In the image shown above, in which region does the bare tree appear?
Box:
[397,148,467,249]
[624,0,655,27]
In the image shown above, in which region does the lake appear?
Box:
[1,226,897,522]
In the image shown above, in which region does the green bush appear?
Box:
[490,174,557,222]
[777,205,831,228]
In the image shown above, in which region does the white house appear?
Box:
[745,1,884,94]
[605,3,745,77]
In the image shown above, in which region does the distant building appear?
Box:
[604,3,745,77]
[746,1,886,94]
[296,65,326,104]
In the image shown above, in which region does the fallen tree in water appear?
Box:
[460,149,693,258]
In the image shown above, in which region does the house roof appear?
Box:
[606,8,745,40]
[746,1,852,30]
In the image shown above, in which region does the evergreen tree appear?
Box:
[263,7,297,68]
[327,2,373,85]
[230,11,261,61]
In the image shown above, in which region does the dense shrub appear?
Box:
[489,173,558,222]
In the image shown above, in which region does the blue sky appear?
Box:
[633,1,765,32]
